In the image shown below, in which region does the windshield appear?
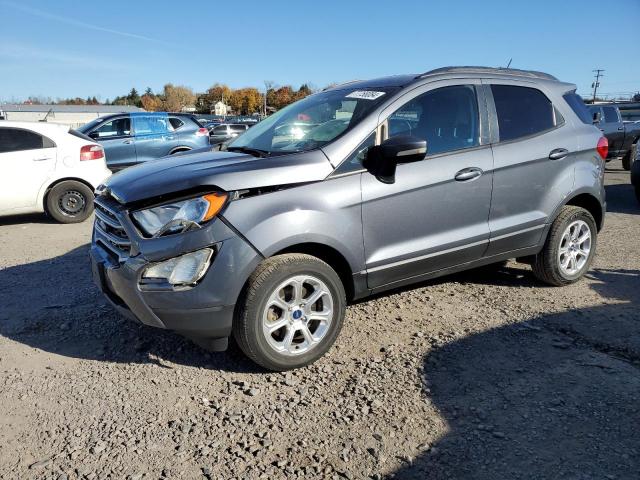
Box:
[228,87,397,154]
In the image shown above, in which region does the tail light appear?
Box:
[596,137,608,160]
[80,144,104,161]
[195,128,208,137]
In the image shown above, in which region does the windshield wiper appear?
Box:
[226,146,270,158]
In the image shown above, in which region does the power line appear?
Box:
[591,69,604,101]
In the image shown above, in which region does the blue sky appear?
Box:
[1,0,639,102]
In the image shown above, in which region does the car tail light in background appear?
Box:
[596,137,608,160]
[195,128,208,137]
[80,144,105,161]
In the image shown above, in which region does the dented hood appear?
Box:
[102,149,334,204]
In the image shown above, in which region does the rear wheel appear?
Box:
[45,180,94,223]
[233,254,346,371]
[532,206,597,286]
[622,144,637,171]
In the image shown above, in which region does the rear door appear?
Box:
[484,82,577,256]
[89,116,136,170]
[0,127,57,212]
[132,114,173,163]
[601,105,624,154]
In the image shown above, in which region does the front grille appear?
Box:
[94,197,131,260]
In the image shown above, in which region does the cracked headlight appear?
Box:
[142,248,213,286]
[132,192,227,237]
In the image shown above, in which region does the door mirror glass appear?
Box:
[364,135,427,184]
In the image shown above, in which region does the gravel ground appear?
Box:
[0,159,638,480]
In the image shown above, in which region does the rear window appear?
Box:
[491,85,556,142]
[0,127,55,153]
[602,106,619,123]
[230,125,247,132]
[169,118,185,131]
[563,92,592,124]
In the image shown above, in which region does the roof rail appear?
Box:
[416,66,558,81]
[322,79,362,91]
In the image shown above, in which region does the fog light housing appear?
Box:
[142,248,213,286]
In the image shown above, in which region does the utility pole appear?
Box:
[591,69,604,102]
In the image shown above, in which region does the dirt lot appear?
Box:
[0,159,638,480]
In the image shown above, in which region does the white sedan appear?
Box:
[0,121,112,223]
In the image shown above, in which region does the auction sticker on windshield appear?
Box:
[345,91,386,100]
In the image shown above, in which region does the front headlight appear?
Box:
[142,248,213,286]
[132,192,227,237]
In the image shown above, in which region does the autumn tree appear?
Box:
[160,84,196,112]
[141,93,162,111]
[228,88,262,115]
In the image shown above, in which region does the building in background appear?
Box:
[212,101,231,116]
[0,104,145,128]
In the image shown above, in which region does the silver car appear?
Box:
[90,67,607,371]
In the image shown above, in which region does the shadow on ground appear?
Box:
[390,268,640,479]
[0,244,260,373]
[604,182,639,215]
[0,212,55,226]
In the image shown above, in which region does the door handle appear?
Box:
[123,139,133,144]
[549,148,569,160]
[617,126,624,131]
[454,167,483,181]
[32,156,52,161]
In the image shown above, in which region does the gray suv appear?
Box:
[90,67,607,371]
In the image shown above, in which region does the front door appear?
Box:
[361,82,493,290]
[90,116,136,170]
[0,127,57,212]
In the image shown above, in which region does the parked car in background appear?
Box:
[91,67,606,371]
[78,112,210,171]
[208,123,249,145]
[0,121,111,223]
[631,148,640,203]
[588,104,640,170]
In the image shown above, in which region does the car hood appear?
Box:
[102,149,334,204]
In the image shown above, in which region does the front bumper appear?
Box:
[90,200,262,342]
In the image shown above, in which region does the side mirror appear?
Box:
[363,135,427,184]
[592,111,601,124]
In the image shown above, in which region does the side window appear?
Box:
[563,92,592,124]
[491,85,556,141]
[388,85,480,156]
[94,118,131,138]
[168,118,185,131]
[133,115,169,137]
[0,127,52,153]
[212,126,228,135]
[334,132,376,175]
[602,106,619,123]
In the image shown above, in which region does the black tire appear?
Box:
[45,180,94,223]
[622,144,637,171]
[532,206,597,286]
[635,183,640,205]
[233,253,346,371]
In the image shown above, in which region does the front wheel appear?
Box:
[45,180,94,223]
[233,254,346,371]
[532,206,597,286]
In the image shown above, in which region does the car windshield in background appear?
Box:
[228,87,398,155]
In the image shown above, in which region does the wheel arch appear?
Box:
[169,146,192,155]
[271,242,357,301]
[41,176,96,213]
[564,192,604,231]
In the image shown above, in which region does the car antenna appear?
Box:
[505,58,513,69]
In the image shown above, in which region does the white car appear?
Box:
[0,121,112,223]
